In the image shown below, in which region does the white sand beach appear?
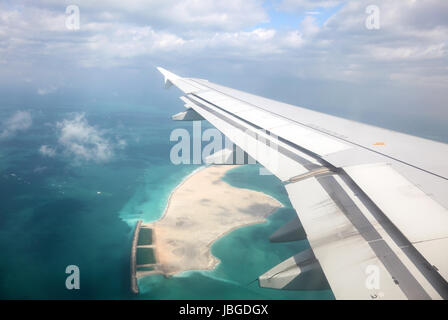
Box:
[142,165,283,276]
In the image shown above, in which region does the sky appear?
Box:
[1,0,447,141]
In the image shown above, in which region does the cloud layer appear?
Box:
[1,1,447,131]
[1,1,446,84]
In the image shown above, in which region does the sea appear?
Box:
[1,77,446,300]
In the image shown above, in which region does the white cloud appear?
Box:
[306,11,321,15]
[282,30,304,48]
[56,113,115,163]
[37,85,57,95]
[33,166,48,173]
[317,0,448,85]
[368,44,446,61]
[0,111,32,138]
[39,145,56,157]
[278,0,342,12]
[38,113,126,163]
[21,0,268,32]
[300,16,320,36]
[117,139,127,149]
[83,25,186,62]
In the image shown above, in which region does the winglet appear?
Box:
[157,67,181,89]
[156,67,200,93]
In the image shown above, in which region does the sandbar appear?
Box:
[141,165,283,276]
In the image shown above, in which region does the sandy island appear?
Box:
[141,165,283,276]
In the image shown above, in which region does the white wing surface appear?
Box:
[157,67,448,300]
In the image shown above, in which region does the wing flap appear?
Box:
[285,174,434,299]
[344,163,448,282]
[285,176,408,299]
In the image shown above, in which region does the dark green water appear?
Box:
[137,228,152,246]
[136,248,156,265]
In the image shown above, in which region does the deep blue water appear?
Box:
[0,90,333,299]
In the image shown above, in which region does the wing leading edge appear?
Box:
[157,67,448,300]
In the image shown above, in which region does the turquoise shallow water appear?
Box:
[0,90,333,299]
[137,165,333,299]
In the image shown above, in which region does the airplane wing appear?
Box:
[157,67,448,300]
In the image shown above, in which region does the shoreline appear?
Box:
[156,166,206,222]
[200,203,281,272]
[141,165,283,277]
